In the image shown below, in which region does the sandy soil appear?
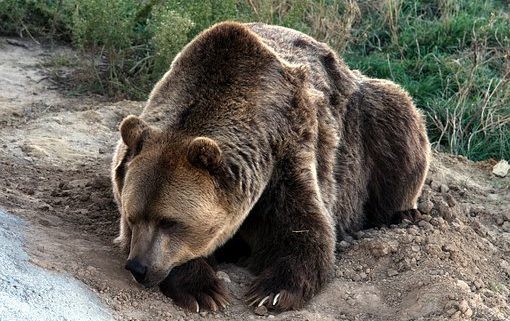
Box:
[0,37,509,321]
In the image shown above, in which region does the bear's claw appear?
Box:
[257,295,270,307]
[162,280,229,313]
[246,290,296,311]
[273,293,280,306]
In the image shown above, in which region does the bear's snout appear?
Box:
[125,259,147,284]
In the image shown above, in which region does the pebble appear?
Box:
[487,194,498,201]
[387,269,399,277]
[441,244,455,252]
[445,194,457,207]
[216,271,231,283]
[254,306,268,316]
[492,159,509,177]
[418,220,433,231]
[446,308,457,316]
[431,181,442,192]
[456,280,470,292]
[440,184,449,194]
[339,240,350,248]
[473,279,484,289]
[458,299,471,316]
[436,200,454,221]
[344,235,355,243]
[429,217,440,226]
[368,240,398,257]
[418,201,434,214]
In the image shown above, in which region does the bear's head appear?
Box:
[115,115,242,287]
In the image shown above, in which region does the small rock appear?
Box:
[442,244,455,252]
[21,143,49,158]
[458,299,470,313]
[216,271,231,283]
[418,220,434,231]
[254,306,268,316]
[368,241,398,257]
[492,160,509,177]
[487,193,498,201]
[418,201,434,214]
[456,280,471,292]
[436,200,454,221]
[445,194,457,207]
[446,308,457,316]
[430,218,440,226]
[496,217,505,226]
[499,260,510,276]
[440,184,449,194]
[431,181,442,192]
[339,240,350,248]
[38,203,52,211]
[421,214,432,222]
[451,311,462,319]
[387,269,399,277]
[473,279,484,290]
[344,235,354,243]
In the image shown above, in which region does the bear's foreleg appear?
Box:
[246,164,335,311]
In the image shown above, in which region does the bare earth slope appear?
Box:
[0,38,509,321]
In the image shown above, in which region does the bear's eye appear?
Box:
[159,218,178,231]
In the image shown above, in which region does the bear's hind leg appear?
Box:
[363,159,427,228]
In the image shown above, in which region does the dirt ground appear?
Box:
[1,37,509,321]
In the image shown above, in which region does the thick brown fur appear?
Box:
[111,22,430,312]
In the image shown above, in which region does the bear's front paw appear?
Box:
[245,259,322,311]
[159,258,229,313]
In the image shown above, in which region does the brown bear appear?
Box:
[111,21,430,313]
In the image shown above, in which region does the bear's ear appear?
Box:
[187,137,222,172]
[119,115,149,153]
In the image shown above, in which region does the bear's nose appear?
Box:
[125,259,147,283]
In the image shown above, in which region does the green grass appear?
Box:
[1,0,509,161]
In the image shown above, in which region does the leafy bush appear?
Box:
[0,0,508,160]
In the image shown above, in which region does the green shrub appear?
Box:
[0,0,508,160]
[150,6,194,72]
